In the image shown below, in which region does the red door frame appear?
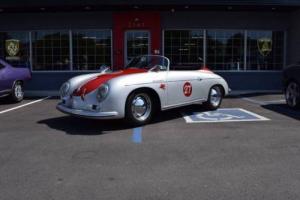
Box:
[113,12,161,69]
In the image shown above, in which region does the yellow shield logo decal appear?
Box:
[5,39,20,57]
[257,38,272,57]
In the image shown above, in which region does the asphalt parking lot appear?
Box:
[0,94,300,200]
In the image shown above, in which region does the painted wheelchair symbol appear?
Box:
[194,111,246,121]
[183,108,270,123]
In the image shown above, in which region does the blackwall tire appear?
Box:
[125,92,154,126]
[10,81,24,102]
[285,81,300,109]
[203,85,223,110]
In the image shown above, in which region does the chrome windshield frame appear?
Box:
[125,55,170,71]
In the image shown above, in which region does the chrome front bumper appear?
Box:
[56,103,119,119]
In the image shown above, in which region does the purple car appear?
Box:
[0,59,31,102]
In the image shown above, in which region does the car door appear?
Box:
[293,65,300,84]
[166,71,206,107]
[147,70,168,107]
[0,62,6,92]
[0,61,15,94]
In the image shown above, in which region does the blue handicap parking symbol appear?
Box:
[183,108,269,123]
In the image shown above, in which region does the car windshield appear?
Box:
[125,55,169,71]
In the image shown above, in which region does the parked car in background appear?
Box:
[57,55,229,125]
[283,64,300,109]
[0,59,31,102]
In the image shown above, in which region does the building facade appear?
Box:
[1,0,300,94]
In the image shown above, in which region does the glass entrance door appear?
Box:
[125,30,150,65]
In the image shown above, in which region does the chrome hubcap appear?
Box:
[210,87,222,107]
[286,82,299,107]
[131,94,152,121]
[15,84,23,99]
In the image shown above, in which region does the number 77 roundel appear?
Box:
[183,82,192,97]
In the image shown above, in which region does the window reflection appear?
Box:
[0,29,285,72]
[247,31,284,70]
[206,30,244,71]
[126,31,149,64]
[32,30,70,71]
[164,30,204,69]
[72,30,111,70]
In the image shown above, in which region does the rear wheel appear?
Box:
[125,92,154,126]
[10,81,24,102]
[203,85,223,110]
[285,81,300,109]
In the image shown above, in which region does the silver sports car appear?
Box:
[57,55,229,125]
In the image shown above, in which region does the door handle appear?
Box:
[197,78,203,81]
[152,80,164,83]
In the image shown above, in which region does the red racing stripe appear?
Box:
[73,68,147,97]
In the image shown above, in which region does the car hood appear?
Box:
[73,68,147,97]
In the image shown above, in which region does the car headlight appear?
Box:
[96,84,109,102]
[60,82,70,98]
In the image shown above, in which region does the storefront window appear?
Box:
[0,31,30,68]
[125,31,150,65]
[0,29,284,72]
[206,30,244,71]
[164,30,204,69]
[72,30,111,71]
[32,30,70,71]
[247,31,284,70]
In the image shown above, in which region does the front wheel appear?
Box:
[203,85,223,110]
[285,81,300,109]
[10,81,24,102]
[125,92,154,126]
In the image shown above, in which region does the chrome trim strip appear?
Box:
[56,103,119,119]
[0,89,11,93]
[162,98,205,110]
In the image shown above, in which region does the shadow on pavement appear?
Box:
[38,116,132,135]
[38,105,207,135]
[0,97,19,105]
[262,103,300,120]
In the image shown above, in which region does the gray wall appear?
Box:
[217,72,282,91]
[2,0,300,7]
[162,11,289,91]
[162,11,289,30]
[0,11,294,92]
[287,9,300,65]
[0,12,113,30]
[0,12,114,93]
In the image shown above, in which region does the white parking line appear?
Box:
[0,96,51,114]
[264,99,286,103]
[241,97,267,105]
[242,97,285,105]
